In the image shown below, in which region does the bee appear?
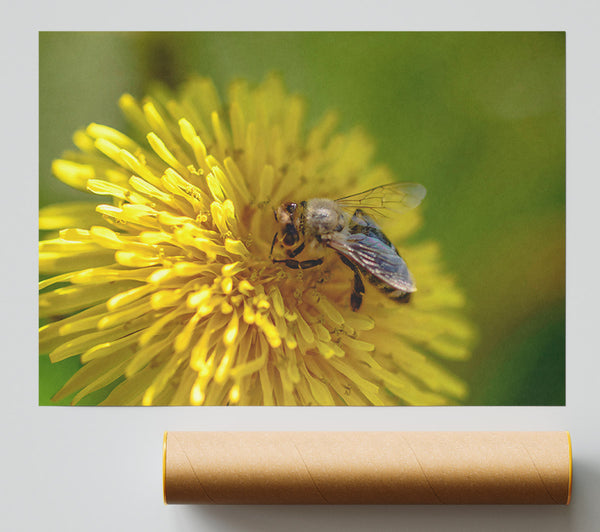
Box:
[271,182,426,311]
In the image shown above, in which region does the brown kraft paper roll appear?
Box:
[163,431,572,505]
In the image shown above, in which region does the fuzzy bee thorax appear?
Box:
[302,198,346,240]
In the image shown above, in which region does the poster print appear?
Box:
[39,32,565,406]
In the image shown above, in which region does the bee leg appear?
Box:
[337,253,365,311]
[298,258,323,269]
[288,241,305,258]
[273,257,323,270]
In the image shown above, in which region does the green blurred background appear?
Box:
[39,32,565,406]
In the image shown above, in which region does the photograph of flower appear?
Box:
[39,32,565,406]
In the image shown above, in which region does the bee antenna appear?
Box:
[270,232,278,257]
[272,207,277,221]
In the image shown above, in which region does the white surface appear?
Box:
[3,1,600,531]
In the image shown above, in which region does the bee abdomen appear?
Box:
[365,272,412,304]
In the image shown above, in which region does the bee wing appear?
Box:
[327,231,416,293]
[335,182,426,217]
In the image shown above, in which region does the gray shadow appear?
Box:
[185,504,573,532]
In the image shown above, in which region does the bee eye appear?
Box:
[286,203,297,214]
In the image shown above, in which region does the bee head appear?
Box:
[275,202,297,223]
[275,202,300,247]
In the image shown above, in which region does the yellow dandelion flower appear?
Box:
[39,75,474,406]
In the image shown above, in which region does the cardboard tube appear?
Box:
[163,431,572,505]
